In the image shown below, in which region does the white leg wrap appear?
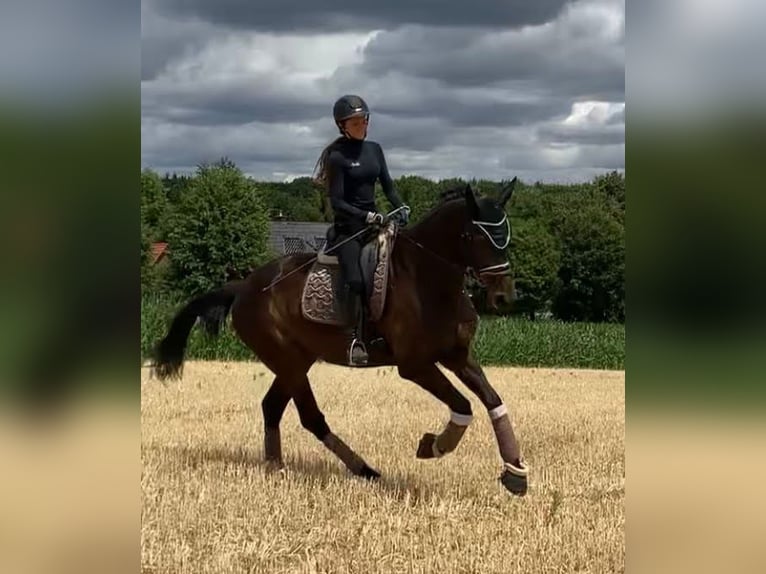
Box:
[504,460,529,477]
[450,411,474,426]
[488,404,508,420]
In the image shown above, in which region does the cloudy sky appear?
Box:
[141,0,625,183]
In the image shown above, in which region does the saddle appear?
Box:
[301,222,398,326]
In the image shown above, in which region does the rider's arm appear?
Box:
[376,143,404,209]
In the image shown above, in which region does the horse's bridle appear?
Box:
[393,208,513,283]
[461,215,512,281]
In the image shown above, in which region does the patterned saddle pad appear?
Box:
[301,223,397,326]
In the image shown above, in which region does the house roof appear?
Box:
[148,223,333,263]
[269,221,331,255]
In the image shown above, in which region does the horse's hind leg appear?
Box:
[262,376,291,467]
[230,272,377,479]
[291,373,380,479]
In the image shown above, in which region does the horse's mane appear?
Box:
[403,185,470,233]
[438,186,467,204]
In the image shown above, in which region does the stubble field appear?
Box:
[141,361,624,574]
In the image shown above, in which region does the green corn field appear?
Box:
[141,295,624,370]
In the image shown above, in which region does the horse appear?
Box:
[152,179,529,496]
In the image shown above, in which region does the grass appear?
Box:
[141,361,625,573]
[141,294,625,370]
[473,315,625,370]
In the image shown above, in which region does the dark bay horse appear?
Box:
[152,180,529,495]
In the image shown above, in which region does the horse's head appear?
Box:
[408,178,518,308]
[460,179,518,309]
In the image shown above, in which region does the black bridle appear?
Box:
[403,214,512,283]
[466,213,512,277]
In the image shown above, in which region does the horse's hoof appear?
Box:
[416,433,439,459]
[359,464,381,480]
[499,462,529,496]
[264,459,285,473]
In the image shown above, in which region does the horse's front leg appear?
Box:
[397,363,474,459]
[441,352,529,496]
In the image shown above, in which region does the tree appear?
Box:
[166,160,271,296]
[261,177,325,222]
[162,172,193,205]
[369,175,440,224]
[141,169,169,291]
[141,168,168,241]
[509,219,561,319]
[551,204,625,322]
[507,185,545,221]
[593,170,625,224]
[140,217,151,290]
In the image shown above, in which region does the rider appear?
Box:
[313,94,410,366]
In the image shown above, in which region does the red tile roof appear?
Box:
[150,242,168,264]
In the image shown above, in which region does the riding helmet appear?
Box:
[333,95,370,127]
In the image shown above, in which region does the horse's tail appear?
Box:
[152,280,244,381]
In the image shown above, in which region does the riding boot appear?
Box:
[347,292,369,366]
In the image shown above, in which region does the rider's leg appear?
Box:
[336,238,368,365]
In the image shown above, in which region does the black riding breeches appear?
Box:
[334,232,364,296]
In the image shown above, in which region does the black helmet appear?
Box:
[333,94,370,125]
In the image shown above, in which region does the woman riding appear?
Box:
[313,94,410,366]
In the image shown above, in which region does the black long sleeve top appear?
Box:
[327,138,403,227]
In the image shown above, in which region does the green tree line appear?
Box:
[141,158,625,323]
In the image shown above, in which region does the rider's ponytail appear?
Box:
[312,136,345,191]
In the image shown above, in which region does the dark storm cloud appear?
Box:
[141,119,327,175]
[323,67,572,128]
[365,116,452,152]
[369,89,569,128]
[141,1,227,82]
[152,0,572,33]
[575,143,625,170]
[143,65,569,130]
[142,79,329,126]
[354,3,623,99]
[141,0,626,182]
[141,18,214,81]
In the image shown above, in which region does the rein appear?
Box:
[398,232,466,275]
[261,204,509,293]
[400,232,510,282]
[261,206,409,292]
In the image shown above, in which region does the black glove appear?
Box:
[393,205,411,226]
[365,211,385,225]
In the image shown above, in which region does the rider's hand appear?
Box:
[389,205,410,226]
[397,205,411,226]
[366,211,385,225]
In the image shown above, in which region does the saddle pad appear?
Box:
[302,222,396,326]
[369,229,393,321]
[301,263,346,326]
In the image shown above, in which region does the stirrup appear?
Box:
[348,337,369,366]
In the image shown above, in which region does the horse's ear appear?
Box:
[499,177,518,207]
[464,183,479,217]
